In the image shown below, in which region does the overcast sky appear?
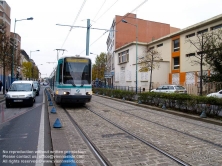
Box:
[5,0,222,77]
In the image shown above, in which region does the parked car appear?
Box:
[206,90,222,98]
[33,82,40,96]
[151,85,187,94]
[5,80,36,108]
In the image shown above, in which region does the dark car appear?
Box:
[33,82,40,96]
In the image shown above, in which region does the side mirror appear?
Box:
[6,89,8,92]
[33,89,37,91]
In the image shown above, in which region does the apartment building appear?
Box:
[114,13,222,92]
[106,13,180,86]
[0,0,10,35]
[0,1,22,84]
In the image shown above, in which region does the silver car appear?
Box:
[207,90,222,98]
[151,85,187,94]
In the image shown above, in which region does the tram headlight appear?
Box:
[55,90,59,95]
[86,91,92,95]
[64,92,70,95]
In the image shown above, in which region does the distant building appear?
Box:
[106,13,180,86]
[113,13,222,94]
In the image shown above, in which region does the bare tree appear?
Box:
[186,29,218,96]
[203,28,222,82]
[0,24,20,94]
[139,46,162,91]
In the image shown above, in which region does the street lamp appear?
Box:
[122,19,138,94]
[30,50,40,59]
[12,17,33,83]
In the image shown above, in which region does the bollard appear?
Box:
[60,151,76,166]
[200,110,207,118]
[53,118,62,128]
[51,107,56,114]
[49,101,53,106]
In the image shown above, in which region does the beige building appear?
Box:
[113,13,222,93]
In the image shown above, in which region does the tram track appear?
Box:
[62,106,188,165]
[85,96,222,165]
[92,99,222,148]
[63,107,111,166]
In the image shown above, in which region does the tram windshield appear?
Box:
[63,58,91,85]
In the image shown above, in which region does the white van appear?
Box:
[5,80,37,108]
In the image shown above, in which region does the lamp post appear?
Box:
[122,19,138,94]
[30,50,40,59]
[12,17,33,83]
[54,49,67,60]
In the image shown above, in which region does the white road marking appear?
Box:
[35,92,45,166]
[0,136,27,140]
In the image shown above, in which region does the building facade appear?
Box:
[0,0,10,35]
[106,13,180,87]
[113,13,222,94]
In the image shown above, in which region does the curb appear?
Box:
[45,89,71,166]
[93,94,222,126]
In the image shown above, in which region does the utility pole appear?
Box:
[56,20,116,56]
[54,49,67,60]
[86,19,90,55]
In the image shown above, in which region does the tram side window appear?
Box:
[59,64,62,83]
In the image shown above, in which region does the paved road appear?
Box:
[0,87,54,166]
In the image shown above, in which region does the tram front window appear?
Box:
[63,59,91,85]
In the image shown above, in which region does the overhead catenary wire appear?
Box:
[115,0,149,26]
[92,0,107,22]
[60,0,88,49]
[94,0,119,23]
[79,0,148,55]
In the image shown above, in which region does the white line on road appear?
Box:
[35,92,45,166]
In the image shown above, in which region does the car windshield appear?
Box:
[175,86,185,90]
[9,83,32,91]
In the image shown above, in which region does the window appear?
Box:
[173,39,180,52]
[211,24,222,30]
[186,53,195,57]
[118,50,129,64]
[157,43,163,47]
[186,33,195,38]
[197,29,208,35]
[173,57,180,69]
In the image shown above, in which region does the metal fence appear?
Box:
[152,82,222,95]
[98,85,143,93]
[99,82,222,95]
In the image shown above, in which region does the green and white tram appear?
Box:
[49,56,92,105]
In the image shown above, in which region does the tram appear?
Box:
[48,56,92,105]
